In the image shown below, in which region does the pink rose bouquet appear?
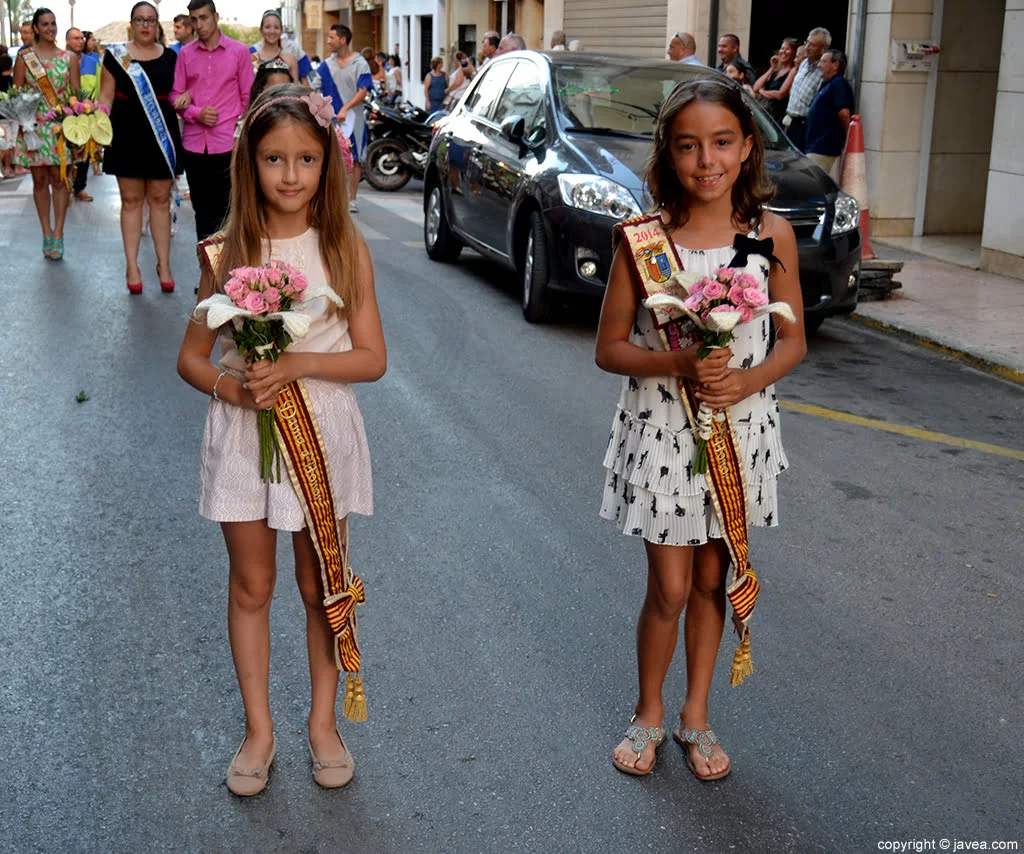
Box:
[644,266,795,473]
[194,261,310,482]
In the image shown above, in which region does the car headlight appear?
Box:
[557,174,642,220]
[832,191,860,235]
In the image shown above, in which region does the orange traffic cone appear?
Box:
[839,114,875,260]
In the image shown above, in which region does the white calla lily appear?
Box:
[303,285,346,309]
[193,293,318,341]
[704,309,744,333]
[761,301,796,324]
[279,312,312,338]
[673,270,705,295]
[642,292,686,312]
[642,292,709,330]
[194,294,248,328]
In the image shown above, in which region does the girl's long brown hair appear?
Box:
[645,78,775,231]
[214,82,360,315]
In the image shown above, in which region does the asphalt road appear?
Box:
[1,173,1022,854]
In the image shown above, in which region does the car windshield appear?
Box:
[553,62,791,151]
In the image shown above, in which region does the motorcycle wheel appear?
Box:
[364,139,412,192]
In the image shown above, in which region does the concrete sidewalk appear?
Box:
[850,242,1024,382]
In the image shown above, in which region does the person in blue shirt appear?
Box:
[18,20,33,52]
[804,49,854,178]
[170,14,195,54]
[321,24,371,211]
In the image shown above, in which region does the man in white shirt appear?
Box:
[497,33,526,54]
[550,30,566,51]
[480,32,499,66]
[784,27,830,151]
[668,32,702,65]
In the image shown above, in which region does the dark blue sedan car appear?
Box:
[423,51,861,330]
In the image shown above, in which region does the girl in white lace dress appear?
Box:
[595,80,806,781]
[178,85,386,796]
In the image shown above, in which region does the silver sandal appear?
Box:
[673,726,731,781]
[613,715,666,776]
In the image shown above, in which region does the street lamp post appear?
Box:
[69,0,75,28]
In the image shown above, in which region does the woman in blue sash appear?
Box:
[99,1,184,294]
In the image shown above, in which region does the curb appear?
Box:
[848,313,1024,386]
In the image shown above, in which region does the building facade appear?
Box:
[384,0,544,109]
[291,0,385,62]
[280,0,1022,278]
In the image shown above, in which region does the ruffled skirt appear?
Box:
[599,405,787,546]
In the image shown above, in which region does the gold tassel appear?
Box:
[342,673,367,722]
[730,633,753,687]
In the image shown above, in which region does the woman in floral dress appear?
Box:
[13,7,80,260]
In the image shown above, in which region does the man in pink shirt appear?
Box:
[170,0,254,240]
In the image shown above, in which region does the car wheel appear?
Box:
[364,139,412,191]
[521,211,551,323]
[424,183,462,262]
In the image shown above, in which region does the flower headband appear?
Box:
[249,91,335,129]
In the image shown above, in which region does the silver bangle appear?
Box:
[212,369,228,400]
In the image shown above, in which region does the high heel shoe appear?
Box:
[126,277,143,295]
[51,237,64,261]
[43,235,54,258]
[157,266,175,293]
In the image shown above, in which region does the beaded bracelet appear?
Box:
[212,369,228,400]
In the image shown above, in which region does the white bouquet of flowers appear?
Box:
[0,87,45,151]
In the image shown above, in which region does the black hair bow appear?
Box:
[729,233,785,271]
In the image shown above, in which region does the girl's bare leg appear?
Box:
[145,178,173,281]
[680,538,731,777]
[30,166,53,237]
[49,166,69,240]
[612,540,694,772]
[222,520,278,766]
[117,176,145,282]
[293,523,346,761]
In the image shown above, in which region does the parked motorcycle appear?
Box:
[363,98,447,191]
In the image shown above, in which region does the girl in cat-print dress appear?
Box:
[595,79,807,782]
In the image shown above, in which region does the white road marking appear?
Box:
[358,186,424,227]
[355,222,389,241]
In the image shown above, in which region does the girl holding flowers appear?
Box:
[595,79,806,780]
[177,82,386,796]
[12,7,79,260]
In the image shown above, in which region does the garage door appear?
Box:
[563,0,666,58]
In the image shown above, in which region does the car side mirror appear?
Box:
[500,114,526,144]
